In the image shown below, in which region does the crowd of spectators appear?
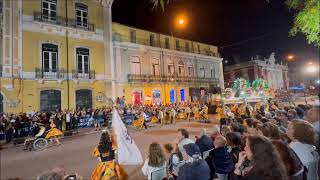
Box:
[140,102,319,180]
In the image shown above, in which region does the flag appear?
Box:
[111,109,143,165]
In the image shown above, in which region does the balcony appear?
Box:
[35,68,65,79]
[72,70,95,79]
[128,74,218,83]
[33,12,95,32]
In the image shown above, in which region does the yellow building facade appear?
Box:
[0,0,224,113]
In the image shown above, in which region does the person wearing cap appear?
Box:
[195,128,213,155]
[176,143,210,180]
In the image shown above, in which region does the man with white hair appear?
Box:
[209,125,221,147]
[195,128,214,155]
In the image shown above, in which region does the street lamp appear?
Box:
[306,62,318,73]
[175,15,188,29]
[287,54,295,61]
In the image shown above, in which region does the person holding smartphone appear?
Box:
[231,136,287,180]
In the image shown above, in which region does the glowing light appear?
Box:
[240,91,245,95]
[316,80,320,84]
[178,19,185,25]
[306,65,317,73]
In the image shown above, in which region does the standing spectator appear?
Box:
[232,136,287,180]
[210,125,221,144]
[287,120,319,180]
[164,143,183,179]
[171,107,176,124]
[207,135,234,180]
[195,128,213,155]
[304,106,320,133]
[5,123,14,143]
[272,140,305,179]
[65,110,71,130]
[142,142,166,180]
[177,143,210,180]
[177,129,195,158]
[120,96,125,107]
[226,132,243,163]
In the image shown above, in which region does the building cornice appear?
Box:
[114,41,223,63]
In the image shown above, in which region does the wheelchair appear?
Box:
[24,126,49,151]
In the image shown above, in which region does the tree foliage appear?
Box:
[286,0,320,46]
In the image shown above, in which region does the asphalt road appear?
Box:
[1,120,219,180]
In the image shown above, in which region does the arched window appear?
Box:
[75,3,88,27]
[178,60,184,76]
[167,59,174,75]
[40,90,61,111]
[76,89,92,109]
[42,43,58,72]
[131,56,141,75]
[76,48,89,74]
[151,58,160,76]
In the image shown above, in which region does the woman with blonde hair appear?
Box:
[142,142,166,180]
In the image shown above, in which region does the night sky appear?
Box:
[112,0,319,65]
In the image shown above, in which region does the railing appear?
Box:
[35,68,65,79]
[34,12,95,32]
[67,19,95,32]
[128,74,218,83]
[72,70,95,79]
[113,33,220,58]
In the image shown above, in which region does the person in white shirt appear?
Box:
[287,120,319,180]
[142,142,166,180]
[304,106,320,133]
[177,129,195,159]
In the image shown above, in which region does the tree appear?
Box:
[286,0,320,46]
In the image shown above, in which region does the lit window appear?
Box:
[131,56,141,75]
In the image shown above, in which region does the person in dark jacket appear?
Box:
[195,128,214,156]
[177,143,210,180]
[207,135,234,180]
[226,132,243,163]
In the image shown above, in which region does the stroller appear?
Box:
[24,125,49,151]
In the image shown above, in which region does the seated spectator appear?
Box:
[257,122,281,140]
[294,107,305,119]
[195,128,214,155]
[226,132,243,163]
[177,143,210,180]
[177,129,195,158]
[272,140,304,180]
[210,125,221,144]
[232,136,287,180]
[304,105,320,133]
[164,143,183,178]
[287,120,319,180]
[207,135,234,180]
[288,109,299,120]
[142,142,166,180]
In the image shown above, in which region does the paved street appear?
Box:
[1,119,219,180]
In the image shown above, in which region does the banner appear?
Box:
[112,109,143,165]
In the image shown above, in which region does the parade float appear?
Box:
[222,78,274,105]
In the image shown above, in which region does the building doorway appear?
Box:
[40,90,61,111]
[76,89,92,109]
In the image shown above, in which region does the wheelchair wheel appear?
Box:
[33,138,48,151]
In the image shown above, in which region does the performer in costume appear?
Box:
[230,104,238,115]
[91,131,128,180]
[215,105,225,120]
[150,109,159,123]
[45,118,63,145]
[192,105,200,120]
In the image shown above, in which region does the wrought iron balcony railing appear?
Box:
[128,74,218,83]
[72,70,95,79]
[34,12,95,32]
[35,68,65,79]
